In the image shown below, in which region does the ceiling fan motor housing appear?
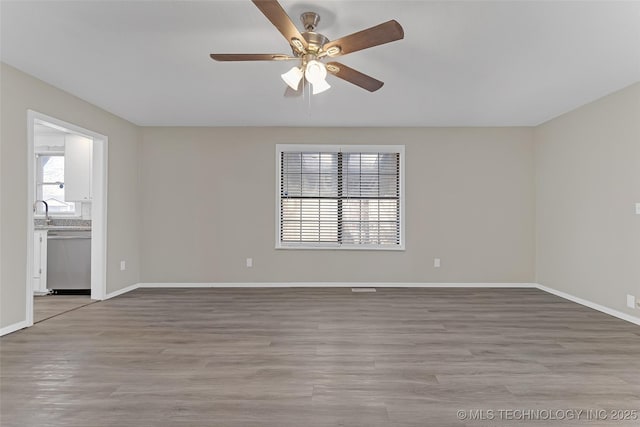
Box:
[288,12,328,57]
[301,31,329,55]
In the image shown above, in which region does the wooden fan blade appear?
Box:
[326,62,384,92]
[323,20,404,57]
[210,54,297,61]
[252,0,308,52]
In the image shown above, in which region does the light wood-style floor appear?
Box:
[2,288,639,427]
[33,294,94,323]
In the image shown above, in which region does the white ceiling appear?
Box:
[1,1,639,127]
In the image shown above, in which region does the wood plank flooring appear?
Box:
[33,294,94,323]
[1,288,639,426]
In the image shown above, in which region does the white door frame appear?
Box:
[26,110,108,326]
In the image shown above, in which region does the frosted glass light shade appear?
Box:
[281,67,303,90]
[304,60,327,84]
[311,79,331,94]
[305,60,330,94]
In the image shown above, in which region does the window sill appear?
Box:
[276,244,405,251]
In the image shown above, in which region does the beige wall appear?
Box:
[535,82,640,316]
[0,63,141,330]
[140,127,535,284]
[5,62,635,331]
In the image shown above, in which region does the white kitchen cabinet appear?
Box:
[33,230,48,292]
[65,134,93,202]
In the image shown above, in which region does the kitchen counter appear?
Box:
[34,218,91,232]
[35,226,92,231]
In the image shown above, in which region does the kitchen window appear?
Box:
[35,154,79,216]
[276,144,404,250]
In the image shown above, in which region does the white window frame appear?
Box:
[275,144,405,251]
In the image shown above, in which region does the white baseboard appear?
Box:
[138,282,537,289]
[104,282,140,300]
[0,320,29,337]
[536,284,640,326]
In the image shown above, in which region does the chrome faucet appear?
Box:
[33,200,52,226]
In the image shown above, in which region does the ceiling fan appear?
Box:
[210,0,404,95]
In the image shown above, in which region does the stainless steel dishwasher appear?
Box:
[47,230,91,291]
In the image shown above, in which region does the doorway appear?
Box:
[26,111,107,326]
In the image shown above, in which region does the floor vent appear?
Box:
[351,288,376,293]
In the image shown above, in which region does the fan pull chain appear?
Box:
[307,78,312,113]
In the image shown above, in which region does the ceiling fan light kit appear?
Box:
[210,0,404,95]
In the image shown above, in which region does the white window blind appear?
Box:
[277,145,404,249]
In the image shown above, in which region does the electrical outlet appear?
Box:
[246,258,253,268]
[434,258,441,268]
[635,203,640,215]
[120,260,126,271]
[627,294,635,309]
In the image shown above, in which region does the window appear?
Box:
[35,154,78,216]
[277,145,404,250]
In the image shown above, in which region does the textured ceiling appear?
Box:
[1,0,639,127]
